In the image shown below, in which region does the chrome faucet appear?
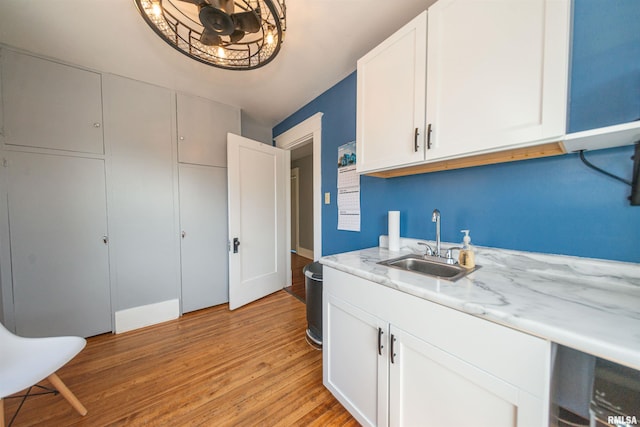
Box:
[432,209,441,257]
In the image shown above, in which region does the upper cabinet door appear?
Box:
[425,0,570,161]
[356,11,427,174]
[1,50,104,154]
[177,93,241,167]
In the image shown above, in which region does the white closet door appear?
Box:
[103,75,180,311]
[7,152,111,337]
[179,164,228,312]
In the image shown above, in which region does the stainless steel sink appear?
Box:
[378,254,479,282]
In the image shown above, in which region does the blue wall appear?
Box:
[569,0,640,131]
[274,1,640,263]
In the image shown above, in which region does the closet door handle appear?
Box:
[414,128,419,152]
[233,237,240,253]
[426,123,433,150]
[378,327,384,356]
[390,334,396,364]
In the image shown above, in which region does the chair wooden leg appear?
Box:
[46,373,88,416]
[1,397,5,427]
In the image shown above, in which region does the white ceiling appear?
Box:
[0,0,433,128]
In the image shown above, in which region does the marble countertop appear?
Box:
[319,237,640,370]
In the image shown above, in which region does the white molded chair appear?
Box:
[0,323,88,427]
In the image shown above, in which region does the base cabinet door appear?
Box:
[179,164,229,312]
[323,266,549,427]
[323,293,389,427]
[6,151,111,337]
[389,326,544,427]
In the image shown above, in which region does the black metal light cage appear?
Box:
[134,0,286,70]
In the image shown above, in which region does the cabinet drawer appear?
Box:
[324,266,551,398]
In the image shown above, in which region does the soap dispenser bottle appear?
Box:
[458,230,475,269]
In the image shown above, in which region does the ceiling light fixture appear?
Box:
[134,0,286,70]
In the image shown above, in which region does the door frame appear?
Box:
[274,112,323,286]
[290,167,300,254]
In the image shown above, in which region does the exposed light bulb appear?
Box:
[151,2,162,17]
[217,47,226,58]
[266,30,274,45]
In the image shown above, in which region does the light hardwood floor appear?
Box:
[3,291,357,426]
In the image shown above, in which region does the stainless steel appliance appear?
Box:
[590,358,640,427]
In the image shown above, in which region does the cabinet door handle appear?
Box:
[378,327,384,356]
[233,237,240,253]
[102,236,109,245]
[181,231,186,239]
[414,128,419,152]
[426,123,432,150]
[390,334,396,364]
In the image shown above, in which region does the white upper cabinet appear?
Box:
[355,0,571,174]
[356,11,427,173]
[1,50,104,154]
[176,92,241,167]
[425,0,570,161]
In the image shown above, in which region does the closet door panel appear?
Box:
[103,75,180,310]
[179,163,229,312]
[7,151,111,337]
[1,50,104,154]
[177,93,240,167]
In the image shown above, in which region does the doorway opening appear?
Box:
[287,144,313,302]
[274,112,323,303]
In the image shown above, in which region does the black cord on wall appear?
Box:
[578,142,639,206]
[578,150,632,186]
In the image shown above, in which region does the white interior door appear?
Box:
[227,133,288,310]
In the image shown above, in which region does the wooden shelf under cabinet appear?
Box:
[365,142,566,178]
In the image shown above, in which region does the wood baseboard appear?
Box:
[296,247,314,260]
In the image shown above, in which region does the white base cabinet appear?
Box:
[323,266,551,427]
[324,294,389,426]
